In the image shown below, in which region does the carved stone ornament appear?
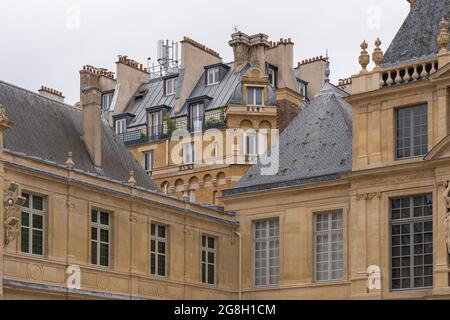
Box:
[359,41,370,73]
[4,182,27,245]
[443,182,450,255]
[438,18,449,53]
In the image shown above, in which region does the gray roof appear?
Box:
[0,80,156,190]
[224,81,352,196]
[382,0,450,67]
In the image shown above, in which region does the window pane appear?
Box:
[21,212,29,227]
[158,255,166,276]
[100,212,109,226]
[32,214,43,229]
[91,241,98,265]
[248,88,255,105]
[21,227,29,253]
[255,88,263,105]
[100,243,109,267]
[396,105,428,159]
[32,196,43,211]
[32,230,43,255]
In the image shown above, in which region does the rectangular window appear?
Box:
[267,68,277,87]
[297,81,306,97]
[165,78,178,96]
[254,219,279,287]
[396,104,428,160]
[143,151,154,173]
[247,87,264,106]
[21,193,44,256]
[202,235,217,285]
[207,67,220,85]
[101,91,114,111]
[91,209,111,267]
[391,194,433,290]
[151,224,168,277]
[183,142,195,164]
[115,119,127,135]
[315,210,344,282]
[187,190,196,202]
[148,111,162,138]
[245,132,258,156]
[190,103,204,132]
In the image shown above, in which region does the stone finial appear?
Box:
[438,18,449,54]
[65,151,75,170]
[0,105,13,130]
[324,57,330,83]
[128,170,137,187]
[372,38,384,70]
[359,41,370,73]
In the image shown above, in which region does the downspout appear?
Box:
[234,231,242,300]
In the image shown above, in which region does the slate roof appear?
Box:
[382,0,450,67]
[0,80,156,190]
[223,81,352,196]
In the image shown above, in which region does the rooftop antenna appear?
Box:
[148,40,180,79]
[233,25,240,33]
[324,49,330,83]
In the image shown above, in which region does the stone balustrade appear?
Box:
[380,59,439,87]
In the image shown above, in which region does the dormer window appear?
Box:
[190,103,204,132]
[247,87,264,106]
[207,67,220,86]
[101,90,115,111]
[266,65,278,88]
[148,111,162,138]
[115,118,127,134]
[165,77,178,96]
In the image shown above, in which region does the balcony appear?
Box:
[381,59,439,88]
[117,125,170,146]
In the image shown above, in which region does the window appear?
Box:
[21,193,44,256]
[315,210,344,282]
[202,235,217,285]
[245,132,258,156]
[91,209,111,267]
[190,103,204,132]
[165,77,178,96]
[161,182,170,195]
[143,151,154,173]
[148,111,162,138]
[115,119,127,135]
[151,224,168,277]
[254,219,279,287]
[183,142,195,164]
[396,104,428,160]
[297,81,306,97]
[267,67,277,87]
[213,191,219,205]
[391,194,433,290]
[101,91,114,111]
[247,87,264,106]
[207,67,220,85]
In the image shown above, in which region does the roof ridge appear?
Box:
[0,80,81,113]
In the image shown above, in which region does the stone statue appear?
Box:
[443,182,450,255]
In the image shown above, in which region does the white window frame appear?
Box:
[142,150,154,173]
[314,210,344,282]
[245,132,258,156]
[115,118,127,135]
[90,209,111,268]
[297,81,306,97]
[207,67,220,86]
[268,68,276,87]
[165,78,178,96]
[190,103,204,133]
[247,86,264,106]
[148,111,162,137]
[21,193,45,256]
[202,235,217,285]
[150,223,168,277]
[253,219,279,287]
[183,142,195,164]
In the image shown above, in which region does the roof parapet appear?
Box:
[81,65,115,80]
[181,36,221,58]
[296,56,326,68]
[117,55,149,74]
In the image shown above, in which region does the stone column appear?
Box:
[434,180,450,294]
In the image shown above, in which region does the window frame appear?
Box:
[90,209,112,268]
[115,118,127,135]
[395,104,428,160]
[247,86,264,106]
[20,193,45,257]
[150,223,169,278]
[201,235,218,285]
[183,142,195,165]
[390,194,433,291]
[165,77,178,96]
[101,90,115,111]
[253,218,280,287]
[314,210,344,283]
[189,103,204,133]
[142,150,154,173]
[245,132,258,156]
[148,111,162,138]
[207,67,220,86]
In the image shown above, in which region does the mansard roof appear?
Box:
[382,0,450,67]
[223,81,352,196]
[0,80,156,190]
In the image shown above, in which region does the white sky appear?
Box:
[0,0,409,104]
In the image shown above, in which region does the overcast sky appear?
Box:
[0,0,409,104]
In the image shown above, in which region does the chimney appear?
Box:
[229,32,270,71]
[295,56,328,99]
[407,0,416,10]
[38,86,65,103]
[80,86,102,168]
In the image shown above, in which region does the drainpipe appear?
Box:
[234,231,242,300]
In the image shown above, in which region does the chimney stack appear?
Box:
[229,32,270,71]
[38,86,65,103]
[80,86,102,168]
[407,0,416,10]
